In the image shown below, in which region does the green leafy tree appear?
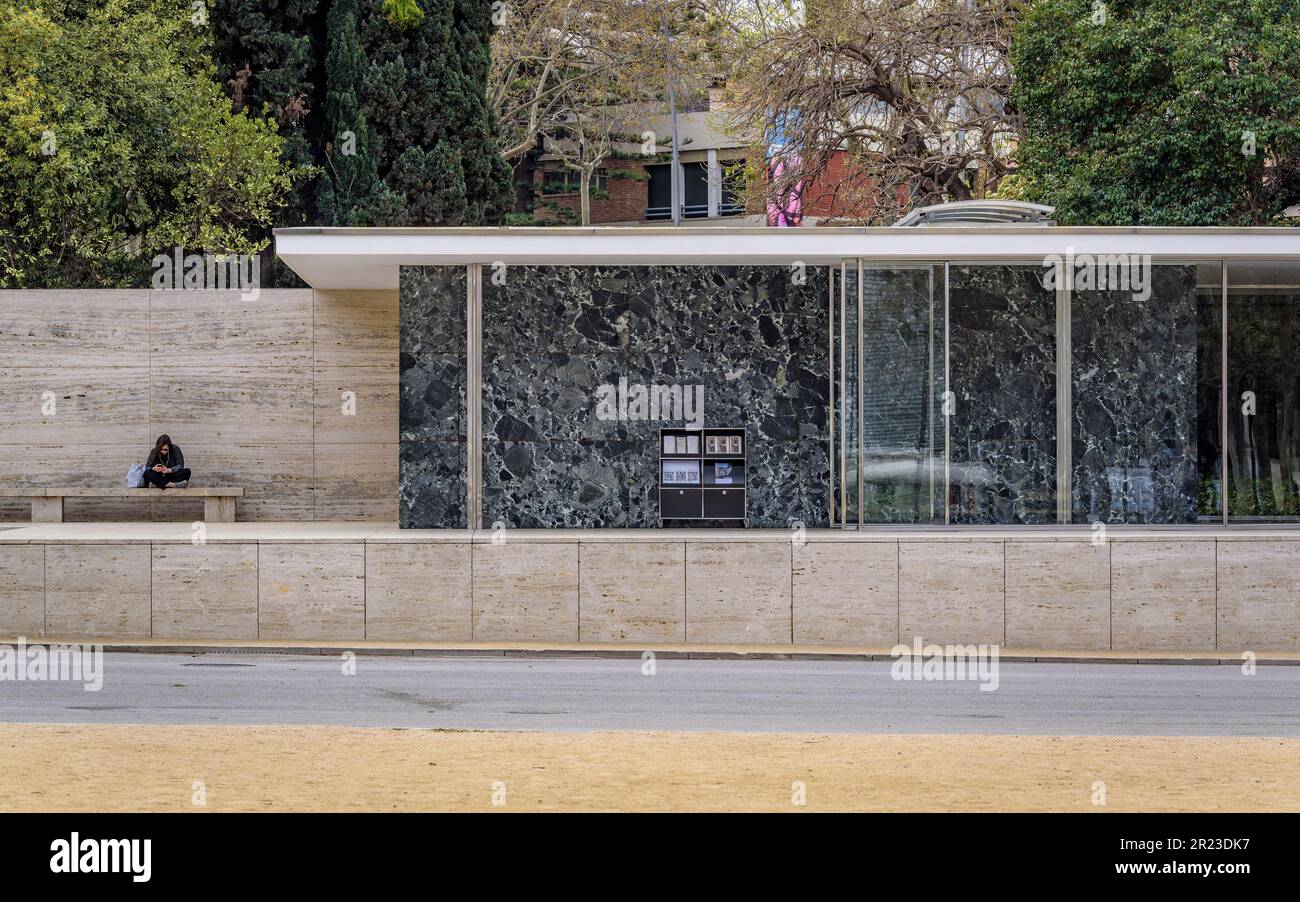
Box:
[0,0,302,288]
[381,143,468,223]
[1012,0,1300,225]
[383,0,426,28]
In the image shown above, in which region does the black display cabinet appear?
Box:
[658,427,747,524]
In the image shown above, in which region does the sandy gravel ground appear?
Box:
[1,724,1295,812]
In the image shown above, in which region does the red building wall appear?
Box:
[533,159,650,224]
[530,149,895,225]
[799,150,885,222]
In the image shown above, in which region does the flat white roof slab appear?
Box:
[275,225,1300,289]
[3,522,1298,544]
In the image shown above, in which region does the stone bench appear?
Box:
[0,487,243,523]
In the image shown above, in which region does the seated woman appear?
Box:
[143,434,191,489]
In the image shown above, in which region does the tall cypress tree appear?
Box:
[317,0,385,225]
[210,0,324,282]
[212,0,513,230]
[358,0,513,224]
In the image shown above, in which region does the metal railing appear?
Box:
[644,203,746,221]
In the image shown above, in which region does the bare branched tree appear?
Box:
[490,1,612,162]
[711,0,1022,224]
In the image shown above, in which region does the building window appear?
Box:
[719,162,745,216]
[646,161,746,219]
[947,264,1058,525]
[1070,265,1203,524]
[1224,261,1300,521]
[1196,277,1224,520]
[682,162,709,217]
[849,266,945,524]
[539,169,608,195]
[645,164,673,219]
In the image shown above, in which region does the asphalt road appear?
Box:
[1,653,1297,735]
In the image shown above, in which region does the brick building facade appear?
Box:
[532,159,652,225]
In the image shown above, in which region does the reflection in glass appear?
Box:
[840,262,859,525]
[859,266,946,522]
[831,257,1300,527]
[1227,262,1300,521]
[1071,265,1200,523]
[1195,274,1223,520]
[947,265,1057,524]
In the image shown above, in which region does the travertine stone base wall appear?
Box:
[3,530,1297,652]
[792,541,897,646]
[473,543,579,641]
[578,542,685,642]
[364,543,472,641]
[151,544,258,639]
[686,542,792,644]
[0,545,43,636]
[43,545,152,638]
[1216,542,1300,650]
[1004,542,1110,650]
[899,542,1004,645]
[258,543,366,641]
[1111,541,1218,650]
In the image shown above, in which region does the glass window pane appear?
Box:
[1071,264,1201,523]
[947,264,1057,524]
[841,262,859,524]
[1227,261,1300,521]
[828,264,839,525]
[859,266,946,523]
[1196,268,1223,521]
[682,162,709,217]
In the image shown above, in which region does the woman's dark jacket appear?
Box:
[146,445,185,470]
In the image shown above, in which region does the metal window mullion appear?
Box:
[1222,260,1229,526]
[828,265,836,527]
[1056,283,1072,524]
[944,262,951,525]
[467,263,482,529]
[857,257,865,530]
[928,266,936,522]
[839,262,847,528]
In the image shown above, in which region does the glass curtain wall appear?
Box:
[1195,267,1224,521]
[1070,264,1204,523]
[838,262,860,525]
[947,264,1057,524]
[858,266,946,522]
[1226,261,1300,521]
[832,257,1299,527]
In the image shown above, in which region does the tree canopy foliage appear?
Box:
[0,0,515,287]
[1012,0,1300,225]
[0,0,300,287]
[353,0,514,225]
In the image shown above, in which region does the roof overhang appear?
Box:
[274,226,1300,289]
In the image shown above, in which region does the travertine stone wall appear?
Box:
[0,289,398,521]
[3,529,1296,652]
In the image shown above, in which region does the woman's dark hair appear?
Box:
[147,434,173,468]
